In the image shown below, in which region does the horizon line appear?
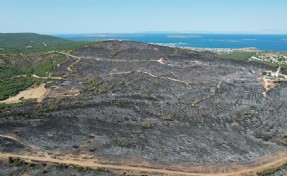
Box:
[1,32,287,35]
[50,32,287,35]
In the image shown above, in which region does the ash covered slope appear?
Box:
[0,41,287,175]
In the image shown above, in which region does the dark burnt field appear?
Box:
[0,41,287,175]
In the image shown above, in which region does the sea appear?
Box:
[55,33,287,52]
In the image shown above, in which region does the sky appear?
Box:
[0,0,287,34]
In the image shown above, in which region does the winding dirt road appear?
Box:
[57,52,81,72]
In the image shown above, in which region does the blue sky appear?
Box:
[0,0,286,34]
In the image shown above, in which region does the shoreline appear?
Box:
[180,46,260,53]
[149,42,260,53]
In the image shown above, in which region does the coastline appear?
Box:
[56,33,287,52]
[180,46,259,53]
[149,42,260,53]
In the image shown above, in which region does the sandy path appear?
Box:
[57,52,81,72]
[32,74,62,80]
[67,56,81,72]
[108,70,188,85]
[258,77,278,97]
[191,82,221,107]
[0,149,286,176]
[0,84,47,104]
[48,51,81,72]
[157,58,164,64]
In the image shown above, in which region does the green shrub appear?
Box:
[141,121,153,129]
[257,163,287,176]
[95,167,111,172]
[81,76,108,94]
[161,114,175,121]
[114,138,135,147]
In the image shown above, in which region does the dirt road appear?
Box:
[0,149,286,176]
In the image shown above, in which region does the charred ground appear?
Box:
[0,41,287,175]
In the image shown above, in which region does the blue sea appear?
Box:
[55,33,287,52]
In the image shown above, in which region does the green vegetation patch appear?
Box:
[0,77,39,101]
[0,103,19,111]
[81,76,108,94]
[172,47,196,55]
[32,53,67,76]
[216,51,287,69]
[0,33,97,106]
[0,67,23,79]
[0,99,35,111]
[217,51,256,60]
[257,162,287,176]
[36,97,72,113]
[0,52,68,102]
[0,33,76,52]
[0,54,64,102]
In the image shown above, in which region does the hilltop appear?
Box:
[0,33,78,51]
[0,35,287,175]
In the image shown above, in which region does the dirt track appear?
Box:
[0,149,286,176]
